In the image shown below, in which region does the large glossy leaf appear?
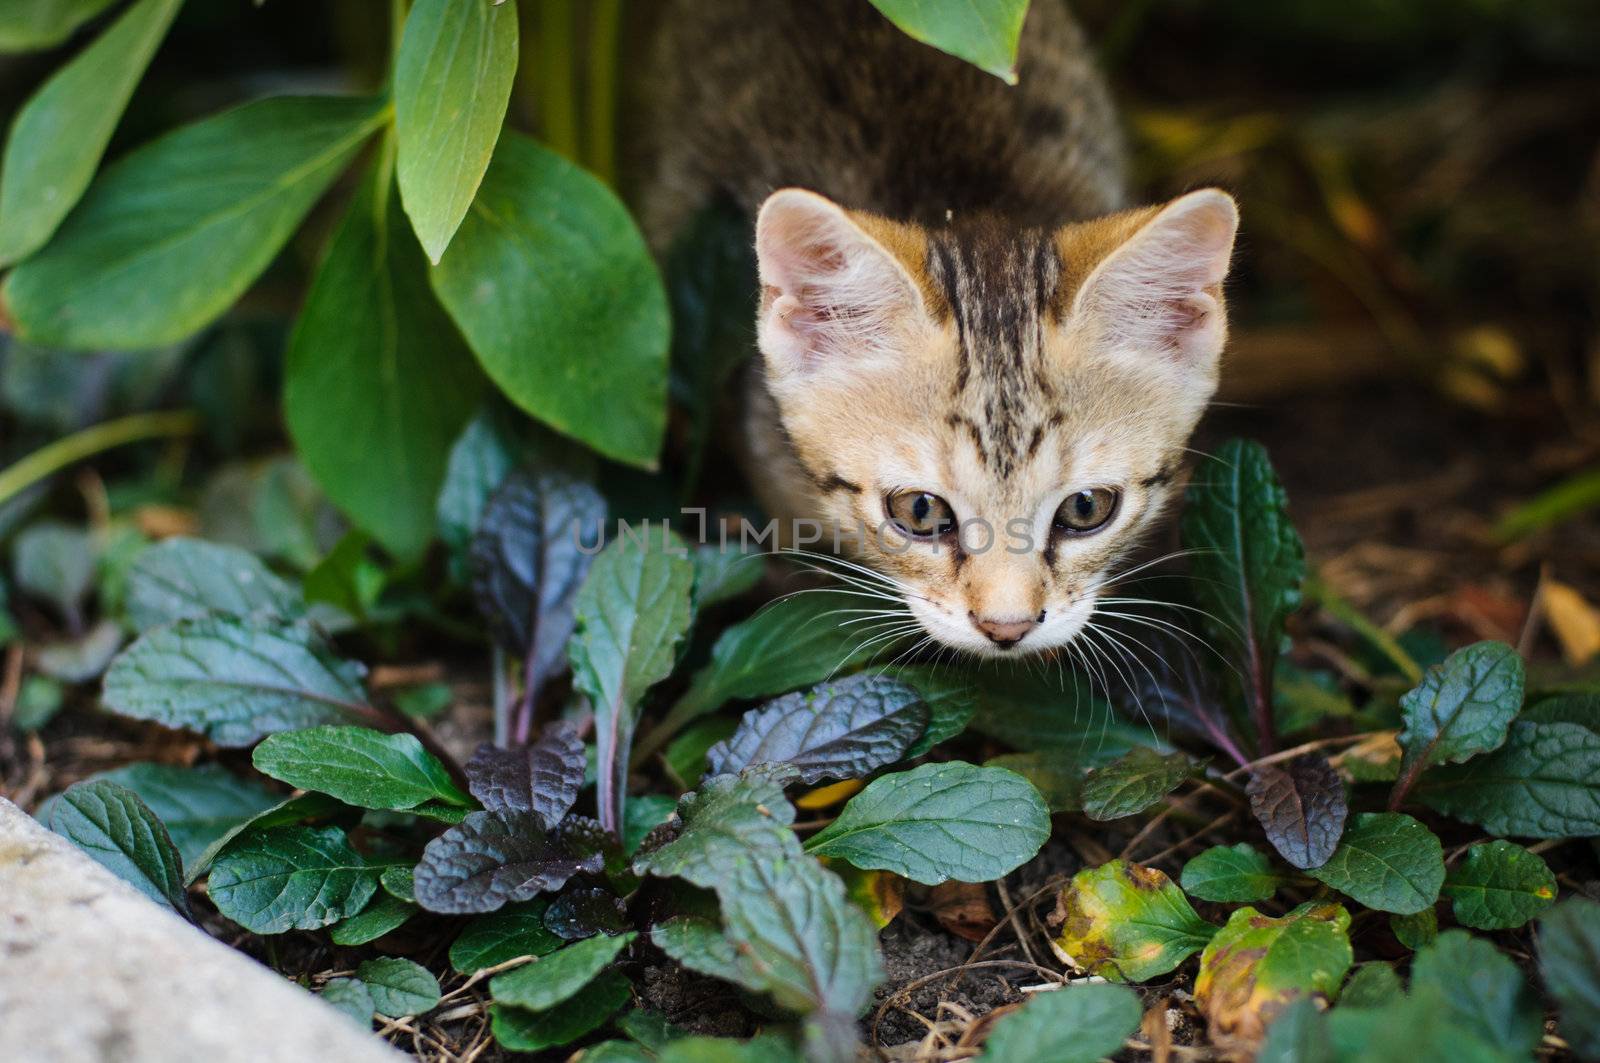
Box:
[0,0,115,51]
[705,673,928,785]
[569,532,696,833]
[866,0,1030,82]
[1411,931,1542,1058]
[1417,719,1600,837]
[207,825,379,933]
[632,770,799,887]
[431,132,669,467]
[329,892,416,946]
[252,725,471,811]
[356,957,440,1018]
[465,721,585,829]
[412,809,601,914]
[286,162,484,559]
[978,982,1141,1063]
[5,95,387,349]
[804,761,1050,885]
[1080,746,1196,821]
[946,664,1148,756]
[183,792,347,886]
[48,779,189,915]
[101,616,370,746]
[394,0,517,263]
[449,900,564,973]
[1051,861,1217,982]
[490,970,631,1052]
[1393,641,1523,797]
[1442,840,1556,930]
[0,0,181,265]
[1181,843,1287,903]
[1246,754,1346,870]
[123,537,302,632]
[490,931,637,1010]
[1540,898,1600,1060]
[1307,812,1444,915]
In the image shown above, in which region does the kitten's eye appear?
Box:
[886,490,956,538]
[1053,488,1120,535]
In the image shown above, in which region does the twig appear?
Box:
[993,879,1038,969]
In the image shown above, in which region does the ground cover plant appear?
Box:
[2,1,1599,1062]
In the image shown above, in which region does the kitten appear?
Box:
[643,0,1238,658]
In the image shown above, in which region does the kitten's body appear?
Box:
[642,1,1238,658]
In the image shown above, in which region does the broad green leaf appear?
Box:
[394,0,517,263]
[632,771,799,888]
[413,809,602,914]
[1340,963,1403,1008]
[866,0,1030,82]
[0,0,115,51]
[450,901,564,973]
[978,983,1141,1062]
[490,971,630,1052]
[653,916,754,990]
[36,761,278,866]
[253,725,471,811]
[1442,840,1556,930]
[329,892,416,946]
[658,1036,803,1063]
[286,162,484,559]
[1257,998,1334,1063]
[1540,897,1600,1060]
[380,865,414,901]
[1195,902,1352,1057]
[691,546,763,610]
[1395,641,1523,784]
[123,537,302,632]
[983,751,1089,812]
[1081,746,1196,821]
[1389,908,1437,950]
[1181,843,1285,903]
[356,957,440,1017]
[11,520,92,622]
[0,0,180,265]
[1326,982,1509,1063]
[891,665,978,757]
[320,978,375,1027]
[436,412,517,582]
[1411,931,1542,1058]
[48,779,189,915]
[1521,692,1600,729]
[622,794,677,855]
[570,532,696,833]
[301,530,385,619]
[662,716,738,788]
[1051,861,1217,982]
[949,663,1147,756]
[5,95,387,349]
[1418,720,1600,837]
[804,762,1050,885]
[184,792,347,885]
[207,825,379,933]
[101,616,370,746]
[431,132,669,467]
[490,931,637,1011]
[1306,812,1443,915]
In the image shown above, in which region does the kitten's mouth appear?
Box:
[903,594,1094,659]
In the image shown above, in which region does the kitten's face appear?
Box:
[753,189,1238,658]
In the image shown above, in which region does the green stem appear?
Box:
[0,411,199,507]
[537,0,579,160]
[1303,574,1423,685]
[583,0,621,184]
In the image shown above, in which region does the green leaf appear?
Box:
[1389,908,1437,951]
[9,674,63,730]
[978,983,1142,1062]
[450,901,564,973]
[491,970,630,1052]
[207,825,379,933]
[302,530,385,619]
[123,537,302,632]
[1411,930,1542,1058]
[12,520,93,622]
[0,0,115,51]
[1340,963,1403,1008]
[622,794,676,855]
[652,915,755,990]
[286,162,484,559]
[1395,640,1524,787]
[0,0,180,265]
[253,725,471,812]
[1520,692,1600,730]
[357,957,440,1018]
[804,761,1050,885]
[950,664,1145,755]
[393,0,517,263]
[319,978,375,1027]
[490,931,637,1011]
[102,616,370,746]
[658,1036,803,1063]
[1181,438,1305,740]
[1417,719,1600,837]
[1181,843,1285,903]
[35,761,278,866]
[35,617,122,682]
[1307,812,1444,915]
[1326,982,1509,1063]
[1540,897,1600,1060]
[983,751,1089,812]
[431,132,669,467]
[662,717,738,788]
[380,865,415,900]
[1051,860,1217,982]
[48,779,190,915]
[5,95,386,349]
[691,548,763,613]
[866,0,1030,82]
[1442,840,1556,930]
[1081,746,1196,821]
[329,892,416,946]
[632,770,799,887]
[892,665,979,757]
[183,791,348,886]
[436,412,517,582]
[570,531,696,833]
[1257,998,1334,1063]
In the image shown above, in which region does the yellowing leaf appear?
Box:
[1544,579,1600,667]
[796,779,864,810]
[1049,861,1216,983]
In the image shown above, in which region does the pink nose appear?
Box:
[970,613,1038,648]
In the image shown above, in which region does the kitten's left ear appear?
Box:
[1071,188,1239,369]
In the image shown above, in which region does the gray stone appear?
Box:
[0,797,406,1063]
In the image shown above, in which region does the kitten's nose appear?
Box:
[970,612,1038,648]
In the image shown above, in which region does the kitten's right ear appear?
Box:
[755,189,927,379]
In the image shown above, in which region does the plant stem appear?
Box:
[492,645,510,747]
[583,0,620,184]
[0,410,198,507]
[1304,574,1422,684]
[537,0,579,160]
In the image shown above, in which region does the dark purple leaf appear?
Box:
[465,721,585,829]
[413,810,602,914]
[1109,626,1247,764]
[544,885,629,940]
[470,467,606,695]
[1247,754,1347,869]
[556,815,630,886]
[705,674,929,785]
